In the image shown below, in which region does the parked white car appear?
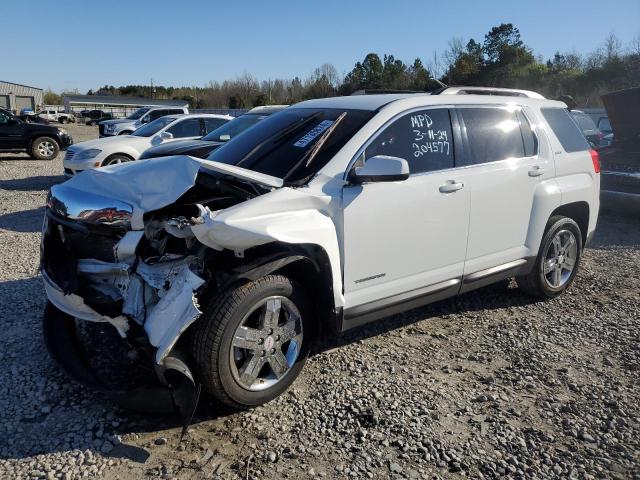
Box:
[43,88,600,412]
[63,113,232,176]
[37,110,75,124]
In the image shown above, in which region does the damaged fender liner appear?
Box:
[43,302,200,419]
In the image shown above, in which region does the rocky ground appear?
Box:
[0,123,638,479]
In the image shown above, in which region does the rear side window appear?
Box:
[458,107,526,165]
[365,108,454,174]
[541,108,590,153]
[167,118,201,138]
[571,112,597,132]
[204,117,228,133]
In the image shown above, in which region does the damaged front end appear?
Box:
[40,161,262,418]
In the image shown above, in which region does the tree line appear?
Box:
[44,24,639,109]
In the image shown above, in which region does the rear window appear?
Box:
[541,108,590,153]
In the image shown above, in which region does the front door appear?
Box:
[341,108,470,315]
[0,111,25,149]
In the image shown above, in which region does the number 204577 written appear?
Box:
[412,128,450,157]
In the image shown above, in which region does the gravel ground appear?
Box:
[0,123,639,479]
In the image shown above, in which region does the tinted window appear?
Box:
[365,108,454,173]
[0,112,10,124]
[207,108,374,184]
[541,108,590,153]
[149,109,169,121]
[131,117,175,137]
[167,109,185,115]
[167,118,202,138]
[516,110,537,157]
[202,114,265,142]
[204,117,228,134]
[459,107,525,165]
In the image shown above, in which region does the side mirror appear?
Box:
[159,131,173,142]
[350,155,410,184]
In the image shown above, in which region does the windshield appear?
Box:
[206,108,375,184]
[202,114,265,142]
[131,117,175,137]
[127,107,151,120]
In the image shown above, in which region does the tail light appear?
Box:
[589,149,600,173]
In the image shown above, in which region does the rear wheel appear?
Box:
[517,216,582,298]
[192,275,310,408]
[30,137,59,160]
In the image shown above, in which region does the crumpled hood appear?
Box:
[55,155,283,229]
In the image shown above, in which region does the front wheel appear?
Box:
[192,275,310,409]
[517,216,583,298]
[102,154,132,166]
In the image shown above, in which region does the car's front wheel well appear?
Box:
[102,153,134,166]
[549,202,590,246]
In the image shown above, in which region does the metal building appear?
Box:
[62,94,189,117]
[0,81,44,113]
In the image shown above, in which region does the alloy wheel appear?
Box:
[229,296,303,391]
[38,141,55,157]
[542,229,578,288]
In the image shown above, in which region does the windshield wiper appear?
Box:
[236,113,322,168]
[283,111,347,181]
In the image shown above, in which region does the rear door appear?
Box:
[342,107,470,312]
[453,105,547,279]
[166,117,202,140]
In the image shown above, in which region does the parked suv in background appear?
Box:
[99,106,188,137]
[570,110,604,148]
[42,88,599,412]
[64,113,231,175]
[0,108,73,160]
[139,105,288,160]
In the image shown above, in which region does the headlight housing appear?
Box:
[58,128,67,135]
[75,149,102,161]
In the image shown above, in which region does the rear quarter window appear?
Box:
[541,108,590,153]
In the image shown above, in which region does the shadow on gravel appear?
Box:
[0,206,45,232]
[0,175,64,191]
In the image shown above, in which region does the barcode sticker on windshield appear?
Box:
[293,120,334,147]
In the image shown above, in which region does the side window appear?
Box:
[458,107,525,165]
[540,108,590,153]
[168,109,185,115]
[516,110,537,157]
[204,117,227,133]
[365,108,454,174]
[149,109,168,121]
[0,112,9,124]
[167,118,201,138]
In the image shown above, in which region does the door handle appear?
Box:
[439,180,464,193]
[528,166,545,177]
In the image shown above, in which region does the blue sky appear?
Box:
[5,0,639,93]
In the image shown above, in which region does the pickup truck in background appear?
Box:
[37,110,76,124]
[599,87,640,212]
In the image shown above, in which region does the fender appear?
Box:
[525,177,562,254]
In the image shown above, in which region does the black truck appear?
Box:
[0,107,73,160]
[599,87,640,212]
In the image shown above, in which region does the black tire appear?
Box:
[30,136,60,160]
[192,275,311,409]
[102,154,133,166]
[517,215,583,298]
[59,117,66,124]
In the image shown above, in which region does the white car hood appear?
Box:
[71,135,148,151]
[61,155,283,229]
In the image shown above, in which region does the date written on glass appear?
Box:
[410,114,451,157]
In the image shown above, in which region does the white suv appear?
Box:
[41,88,600,411]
